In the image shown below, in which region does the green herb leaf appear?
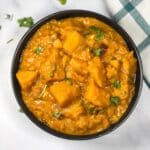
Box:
[93,48,102,57]
[84,104,95,115]
[53,111,62,119]
[96,31,104,40]
[89,26,104,40]
[89,26,100,32]
[83,103,103,115]
[110,96,120,105]
[92,108,100,115]
[34,47,44,55]
[113,80,121,89]
[65,78,73,85]
[18,17,34,27]
[58,0,67,5]
[6,38,14,44]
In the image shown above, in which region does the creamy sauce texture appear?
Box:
[16,17,137,135]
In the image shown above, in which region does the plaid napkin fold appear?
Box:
[105,0,150,88]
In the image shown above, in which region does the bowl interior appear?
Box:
[11,10,143,140]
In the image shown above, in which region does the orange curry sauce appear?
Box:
[16,17,136,135]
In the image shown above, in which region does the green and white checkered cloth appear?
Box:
[106,0,150,87]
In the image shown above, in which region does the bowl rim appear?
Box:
[11,9,143,140]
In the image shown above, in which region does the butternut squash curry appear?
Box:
[16,17,137,135]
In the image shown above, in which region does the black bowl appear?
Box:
[11,10,143,140]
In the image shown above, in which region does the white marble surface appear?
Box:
[0,0,150,150]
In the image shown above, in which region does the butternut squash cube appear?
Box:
[88,57,106,87]
[16,71,37,89]
[39,49,65,81]
[63,102,84,118]
[70,58,88,75]
[53,39,62,49]
[63,31,84,54]
[122,52,136,75]
[72,47,91,61]
[84,79,110,107]
[50,81,80,107]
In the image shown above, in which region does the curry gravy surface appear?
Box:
[16,17,136,135]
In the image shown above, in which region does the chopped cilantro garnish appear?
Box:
[93,48,102,57]
[89,26,104,40]
[53,111,62,119]
[89,26,100,32]
[34,47,44,55]
[84,103,103,115]
[18,17,34,27]
[110,96,120,105]
[113,80,121,89]
[96,31,104,40]
[58,0,67,5]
